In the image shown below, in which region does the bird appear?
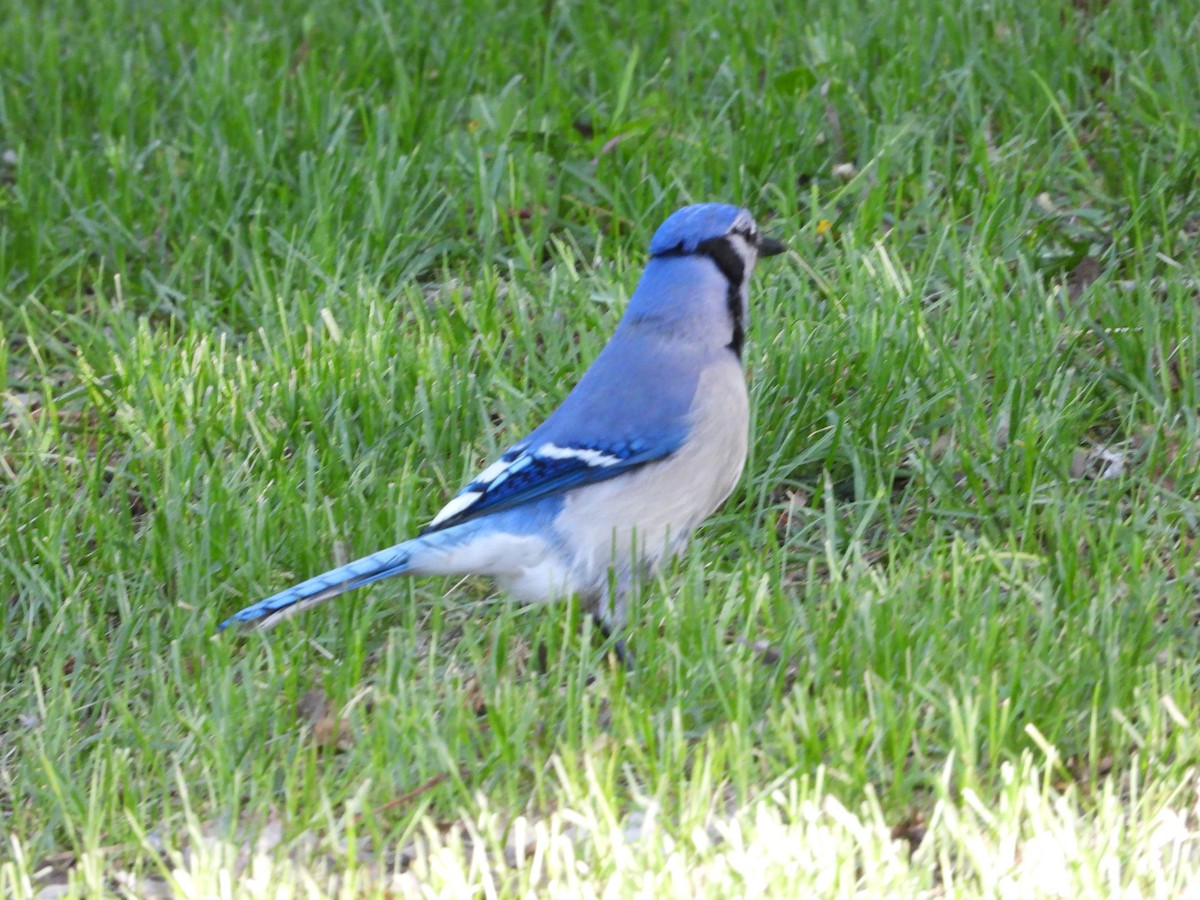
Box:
[220,203,786,662]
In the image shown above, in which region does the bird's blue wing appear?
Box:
[423,434,682,533]
[423,329,700,534]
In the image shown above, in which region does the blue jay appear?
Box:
[221,203,785,660]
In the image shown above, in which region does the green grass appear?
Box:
[3,0,1199,894]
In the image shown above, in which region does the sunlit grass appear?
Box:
[2,0,1199,895]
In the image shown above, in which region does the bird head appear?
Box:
[648,203,787,267]
[625,203,786,356]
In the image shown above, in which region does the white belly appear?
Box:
[414,357,749,622]
[554,357,749,602]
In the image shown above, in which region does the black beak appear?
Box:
[758,235,787,257]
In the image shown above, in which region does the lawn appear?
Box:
[2,0,1199,895]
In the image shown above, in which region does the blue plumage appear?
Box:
[225,544,417,625]
[648,203,750,255]
[221,203,785,653]
[426,437,670,533]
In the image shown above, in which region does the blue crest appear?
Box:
[648,203,746,256]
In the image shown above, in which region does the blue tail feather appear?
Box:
[219,541,416,629]
[221,505,551,631]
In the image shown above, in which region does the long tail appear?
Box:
[219,540,419,630]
